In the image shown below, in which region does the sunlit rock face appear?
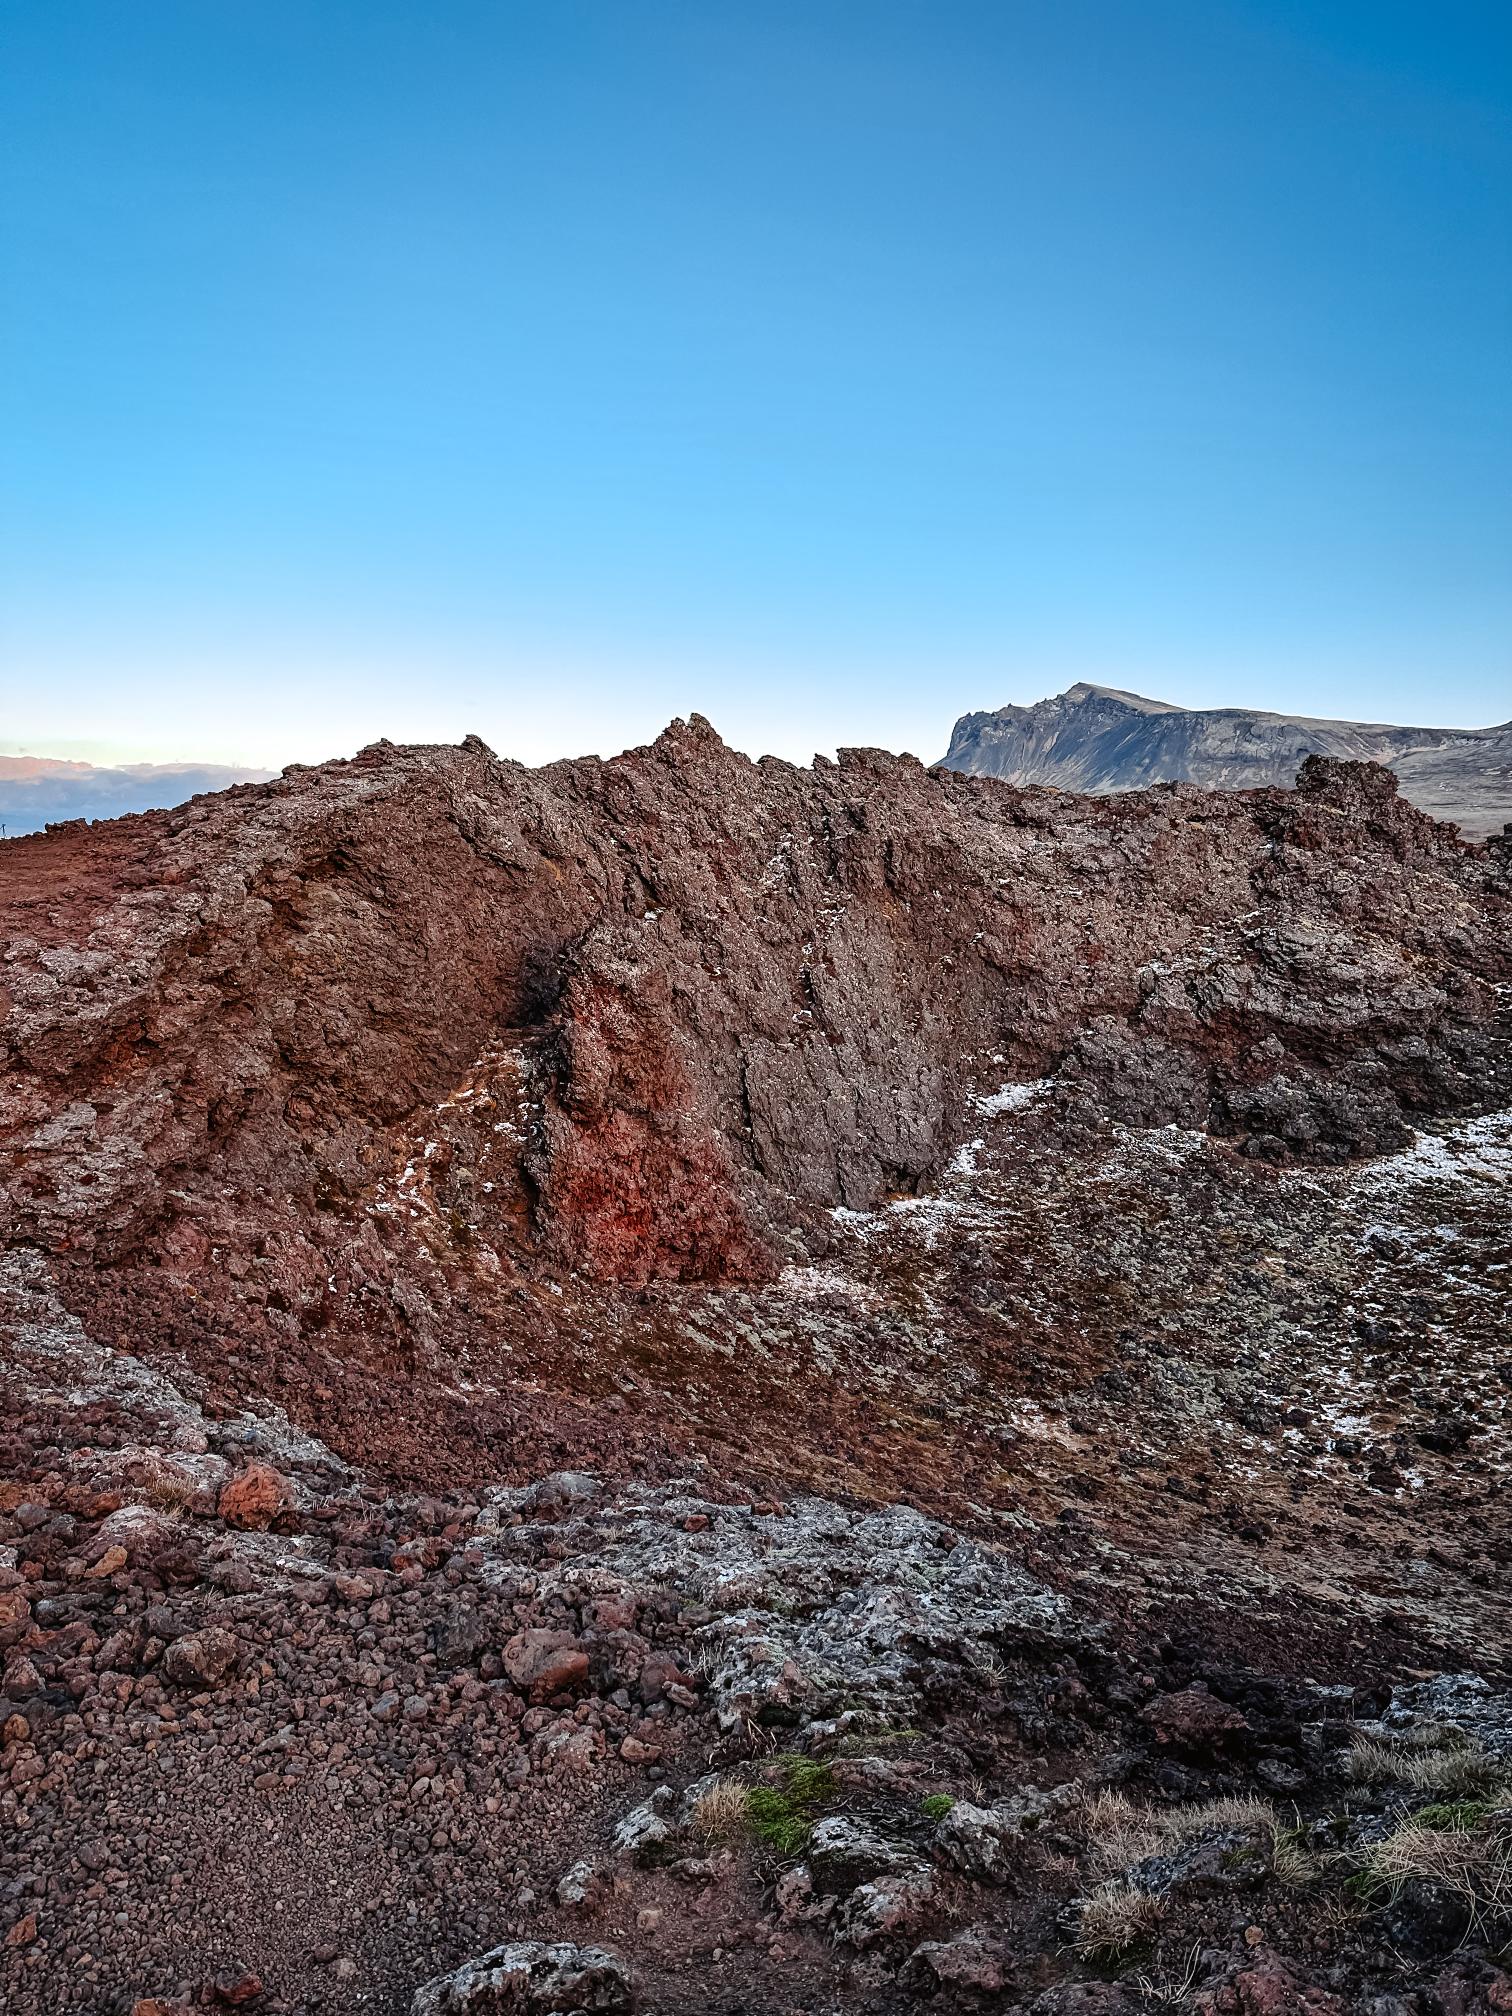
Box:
[943,681,1512,839]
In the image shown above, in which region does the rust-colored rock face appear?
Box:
[1,726,1508,1343]
[217,1464,293,1532]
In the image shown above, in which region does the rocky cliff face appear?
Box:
[943,683,1512,838]
[2,724,1508,1315]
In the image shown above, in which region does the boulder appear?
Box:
[410,1940,634,2015]
[1028,1987,1141,2016]
[554,1860,600,1910]
[217,1465,292,1532]
[502,1630,590,1702]
[1126,1824,1271,1899]
[903,1932,1008,1994]
[612,1787,679,1863]
[1141,1685,1249,1754]
[517,1473,602,1520]
[935,1785,1077,1882]
[809,1815,918,1896]
[837,1865,936,1948]
[610,1773,722,1863]
[1372,1672,1512,1760]
[161,1626,241,1691]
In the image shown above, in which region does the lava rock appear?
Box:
[161,1626,241,1690]
[903,1932,1009,1994]
[502,1630,590,1702]
[217,1465,293,1532]
[1141,1684,1250,1754]
[409,1940,635,2014]
[809,1816,919,1896]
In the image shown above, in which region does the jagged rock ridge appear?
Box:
[2,721,1508,1322]
[942,682,1512,837]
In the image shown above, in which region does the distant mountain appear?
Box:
[941,684,1512,838]
[0,755,272,836]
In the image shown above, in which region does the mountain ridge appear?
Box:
[942,683,1512,836]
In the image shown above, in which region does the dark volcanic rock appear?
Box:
[409,1941,635,2015]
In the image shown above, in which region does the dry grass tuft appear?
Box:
[1347,1728,1505,1798]
[1083,1789,1161,1876]
[690,1776,749,1844]
[1075,1880,1166,1957]
[1082,1787,1318,1891]
[1269,1826,1318,1888]
[1358,1798,1512,1931]
[1130,1943,1204,2007]
[1159,1793,1276,1844]
[1084,1789,1288,1867]
[136,1460,199,1515]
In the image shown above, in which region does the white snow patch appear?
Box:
[972,1078,1052,1118]
[1348,1109,1512,1213]
[778,1265,879,1309]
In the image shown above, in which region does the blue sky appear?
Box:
[2,0,1508,770]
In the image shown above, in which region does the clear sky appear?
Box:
[2,1,1508,771]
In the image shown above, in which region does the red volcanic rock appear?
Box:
[0,1589,29,1651]
[3,1655,42,1699]
[161,1626,241,1690]
[1140,1684,1250,1752]
[502,1628,591,1701]
[538,942,777,1286]
[208,1973,264,2009]
[217,1465,292,1532]
[0,720,1507,1439]
[635,1651,694,1706]
[1221,1963,1345,2016]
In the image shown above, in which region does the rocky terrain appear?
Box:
[1,722,1511,2016]
[942,686,1512,839]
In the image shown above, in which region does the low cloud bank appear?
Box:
[0,756,273,836]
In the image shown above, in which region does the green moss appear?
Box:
[920,1793,955,1822]
[1415,1799,1495,1832]
[745,1785,816,1856]
[743,1756,839,1857]
[776,1757,837,1805]
[837,1726,927,1754]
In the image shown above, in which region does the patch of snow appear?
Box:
[972,1078,1052,1118]
[778,1265,879,1309]
[1354,1109,1512,1193]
